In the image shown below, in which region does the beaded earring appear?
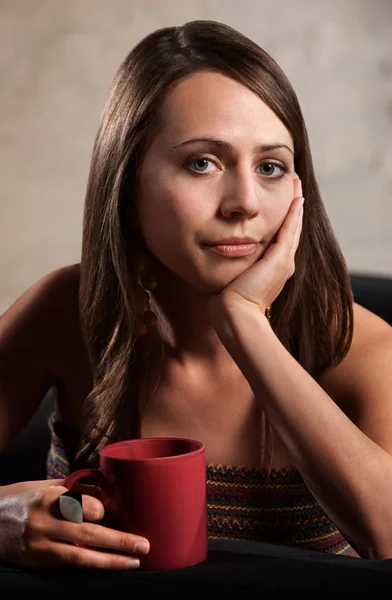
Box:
[134,249,159,338]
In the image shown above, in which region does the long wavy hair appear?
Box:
[75,20,353,469]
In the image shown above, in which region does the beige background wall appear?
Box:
[1,0,391,314]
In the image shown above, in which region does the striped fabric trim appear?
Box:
[205,464,356,555]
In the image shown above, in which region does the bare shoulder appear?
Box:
[0,263,82,347]
[1,263,80,319]
[0,263,85,448]
[320,302,392,399]
[349,301,392,345]
[319,302,392,452]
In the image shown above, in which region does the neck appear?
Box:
[143,257,238,377]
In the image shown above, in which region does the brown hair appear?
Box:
[75,20,353,469]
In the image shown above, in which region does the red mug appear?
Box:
[64,437,208,571]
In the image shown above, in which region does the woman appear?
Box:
[1,20,392,570]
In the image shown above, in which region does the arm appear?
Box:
[0,265,151,570]
[211,298,392,559]
[0,265,79,451]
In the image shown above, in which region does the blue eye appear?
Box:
[186,157,216,173]
[258,162,286,178]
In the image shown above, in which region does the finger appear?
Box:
[293,174,303,199]
[49,519,150,557]
[34,539,141,570]
[275,196,303,249]
[43,479,66,486]
[13,479,66,493]
[64,483,105,521]
[80,494,105,522]
[291,204,304,253]
[65,492,105,523]
[46,486,104,522]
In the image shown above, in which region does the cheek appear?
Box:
[138,171,207,237]
[136,175,205,266]
[262,181,294,241]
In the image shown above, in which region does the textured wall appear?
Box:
[1,0,391,313]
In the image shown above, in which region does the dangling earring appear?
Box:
[134,246,158,338]
[265,305,272,322]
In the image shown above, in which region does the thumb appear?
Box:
[6,479,66,493]
[262,242,277,261]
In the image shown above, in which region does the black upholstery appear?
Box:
[0,387,54,485]
[0,273,391,486]
[350,273,392,325]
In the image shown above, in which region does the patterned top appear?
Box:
[47,412,356,556]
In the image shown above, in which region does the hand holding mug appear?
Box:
[61,437,208,571]
[0,479,148,570]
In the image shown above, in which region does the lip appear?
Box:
[208,243,259,258]
[206,237,259,245]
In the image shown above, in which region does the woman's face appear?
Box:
[136,71,295,295]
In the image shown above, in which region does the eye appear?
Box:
[258,162,287,178]
[185,156,217,174]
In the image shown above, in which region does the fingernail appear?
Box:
[300,197,305,205]
[125,557,140,569]
[135,540,150,555]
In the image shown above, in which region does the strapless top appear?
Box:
[47,412,356,556]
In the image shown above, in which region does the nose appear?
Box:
[218,168,261,221]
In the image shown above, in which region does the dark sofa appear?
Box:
[0,273,391,487]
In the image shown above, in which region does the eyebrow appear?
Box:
[168,137,294,156]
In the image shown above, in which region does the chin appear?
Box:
[172,259,251,297]
[190,273,238,297]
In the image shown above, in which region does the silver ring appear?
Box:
[59,491,83,524]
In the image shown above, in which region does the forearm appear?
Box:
[214,302,392,559]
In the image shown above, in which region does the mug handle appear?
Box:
[64,468,111,507]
